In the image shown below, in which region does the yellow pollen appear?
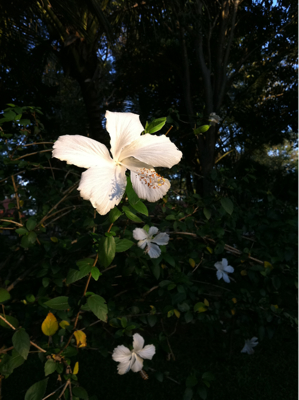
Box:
[135,168,166,189]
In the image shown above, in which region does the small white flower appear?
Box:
[241,337,259,354]
[112,333,155,375]
[133,226,169,258]
[214,258,234,283]
[52,111,182,215]
[209,112,222,125]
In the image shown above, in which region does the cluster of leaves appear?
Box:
[0,107,297,400]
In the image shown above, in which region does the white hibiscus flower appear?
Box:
[133,226,169,258]
[52,111,182,215]
[112,333,155,375]
[214,258,234,283]
[209,112,222,125]
[241,337,259,354]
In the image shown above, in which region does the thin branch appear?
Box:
[0,219,23,227]
[11,175,23,223]
[12,149,52,161]
[41,384,66,400]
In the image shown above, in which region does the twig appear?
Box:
[23,142,54,147]
[11,175,23,224]
[178,207,198,221]
[0,219,23,227]
[58,380,70,399]
[148,368,180,384]
[6,265,35,292]
[41,384,66,400]
[142,286,159,298]
[192,280,231,292]
[12,149,52,161]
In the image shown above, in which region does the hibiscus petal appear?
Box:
[222,272,231,283]
[78,164,126,215]
[138,240,148,250]
[130,354,144,373]
[106,111,144,161]
[214,262,223,271]
[152,232,169,245]
[216,270,223,280]
[133,333,145,352]
[120,134,182,168]
[148,226,159,236]
[222,258,228,268]
[52,135,112,168]
[224,265,234,273]
[112,345,132,363]
[133,228,148,241]
[241,343,251,354]
[121,156,154,171]
[117,359,132,375]
[136,344,156,360]
[130,170,171,202]
[147,243,161,258]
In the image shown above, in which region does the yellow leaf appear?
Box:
[189,258,195,268]
[206,247,213,254]
[197,307,207,313]
[167,310,174,318]
[73,362,79,375]
[19,200,24,207]
[41,312,59,336]
[204,298,209,307]
[74,330,87,348]
[174,309,180,318]
[264,261,273,270]
[161,264,166,269]
[59,320,70,329]
[50,237,58,243]
[232,298,237,304]
[272,304,279,309]
[241,270,247,276]
[231,309,236,315]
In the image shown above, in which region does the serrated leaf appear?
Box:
[194,125,210,134]
[145,117,166,134]
[12,328,30,359]
[0,288,11,303]
[44,359,56,376]
[130,200,148,216]
[66,262,92,285]
[122,206,143,223]
[41,312,59,336]
[220,197,234,215]
[28,231,37,244]
[15,228,28,235]
[97,236,115,268]
[24,379,48,400]
[0,313,19,329]
[26,217,37,231]
[74,331,87,348]
[44,297,69,310]
[87,295,108,322]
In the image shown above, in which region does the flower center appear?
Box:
[136,168,166,190]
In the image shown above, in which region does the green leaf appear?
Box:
[15,228,28,235]
[97,236,115,268]
[122,206,143,223]
[186,375,198,387]
[121,317,127,328]
[194,125,210,134]
[203,207,211,220]
[28,231,37,244]
[0,288,11,303]
[0,313,19,329]
[91,267,101,281]
[44,359,56,376]
[115,238,134,252]
[194,302,207,313]
[21,235,30,248]
[26,217,37,231]
[66,263,92,285]
[25,379,48,400]
[87,295,108,322]
[202,372,215,381]
[126,176,140,205]
[147,315,157,327]
[130,200,148,216]
[72,387,89,400]
[220,197,234,215]
[44,297,70,310]
[197,386,208,400]
[183,387,193,400]
[109,207,122,223]
[12,328,30,360]
[145,117,166,134]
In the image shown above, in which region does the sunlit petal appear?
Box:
[152,232,169,245]
[121,156,154,171]
[120,134,182,168]
[138,239,148,249]
[130,354,144,372]
[52,135,112,168]
[148,226,159,236]
[106,111,144,161]
[78,164,126,215]
[147,243,161,258]
[133,228,148,241]
[117,359,132,375]
[136,344,156,360]
[133,333,145,352]
[130,170,170,202]
[112,345,132,363]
